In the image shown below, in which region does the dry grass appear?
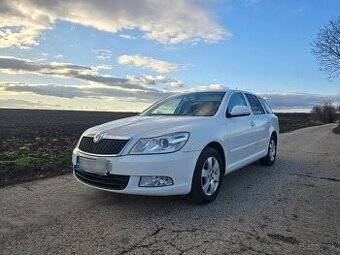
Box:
[333,124,340,135]
[275,113,323,133]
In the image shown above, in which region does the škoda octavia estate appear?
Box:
[73,90,279,203]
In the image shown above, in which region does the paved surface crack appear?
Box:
[267,233,300,245]
[289,173,340,183]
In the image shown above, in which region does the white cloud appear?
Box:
[0,56,161,92]
[35,57,47,62]
[2,78,339,112]
[1,81,167,102]
[0,0,228,49]
[188,84,226,91]
[168,80,183,88]
[0,0,54,49]
[94,65,112,71]
[257,92,340,111]
[0,56,183,95]
[118,54,184,73]
[0,98,62,109]
[0,56,92,75]
[127,74,183,88]
[92,49,112,60]
[119,34,137,40]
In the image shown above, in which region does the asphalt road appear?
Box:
[0,124,339,255]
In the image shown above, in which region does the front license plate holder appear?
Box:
[76,156,111,176]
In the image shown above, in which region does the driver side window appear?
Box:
[226,92,248,117]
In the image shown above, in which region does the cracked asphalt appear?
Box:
[0,124,339,255]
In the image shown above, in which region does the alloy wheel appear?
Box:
[201,156,220,196]
[269,139,276,161]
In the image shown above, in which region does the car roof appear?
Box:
[182,89,254,95]
[174,89,262,100]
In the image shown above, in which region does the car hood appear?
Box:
[83,115,210,139]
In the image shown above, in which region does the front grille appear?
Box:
[78,136,129,155]
[74,169,130,190]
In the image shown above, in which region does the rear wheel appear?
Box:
[260,135,277,166]
[189,147,223,204]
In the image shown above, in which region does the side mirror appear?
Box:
[228,105,251,117]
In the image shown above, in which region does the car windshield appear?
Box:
[141,92,225,116]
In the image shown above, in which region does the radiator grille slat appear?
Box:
[78,136,129,155]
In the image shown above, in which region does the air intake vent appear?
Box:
[75,169,129,190]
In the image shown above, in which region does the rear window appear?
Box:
[260,98,273,114]
[245,93,265,115]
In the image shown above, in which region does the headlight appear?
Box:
[129,132,190,155]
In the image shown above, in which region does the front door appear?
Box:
[225,92,258,171]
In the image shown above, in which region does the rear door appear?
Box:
[225,92,257,170]
[244,93,269,155]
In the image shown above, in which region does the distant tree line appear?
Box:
[311,102,339,123]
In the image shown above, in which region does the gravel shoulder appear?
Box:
[0,124,339,255]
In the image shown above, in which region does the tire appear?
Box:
[189,147,223,204]
[260,135,277,166]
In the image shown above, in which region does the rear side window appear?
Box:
[260,98,273,114]
[226,92,248,115]
[245,93,265,115]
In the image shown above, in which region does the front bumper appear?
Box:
[72,148,200,196]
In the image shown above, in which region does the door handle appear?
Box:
[250,121,255,127]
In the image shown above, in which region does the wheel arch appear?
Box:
[204,141,226,174]
[271,131,278,144]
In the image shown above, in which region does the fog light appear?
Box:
[139,176,174,187]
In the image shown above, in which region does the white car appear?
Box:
[72,90,279,203]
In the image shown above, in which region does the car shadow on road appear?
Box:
[84,159,289,225]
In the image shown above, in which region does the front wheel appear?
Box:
[260,135,277,166]
[189,147,223,204]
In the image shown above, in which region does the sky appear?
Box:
[0,0,339,112]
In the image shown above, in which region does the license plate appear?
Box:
[76,156,111,176]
